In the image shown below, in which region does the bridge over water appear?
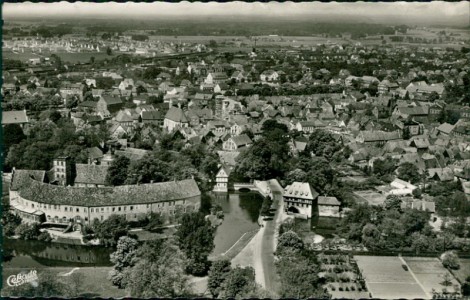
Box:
[232,182,257,191]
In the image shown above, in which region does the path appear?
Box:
[259,181,284,294]
[231,179,284,296]
[58,267,80,277]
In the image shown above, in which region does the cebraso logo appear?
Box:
[7,270,39,287]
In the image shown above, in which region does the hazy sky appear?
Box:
[3,1,470,26]
[3,1,469,21]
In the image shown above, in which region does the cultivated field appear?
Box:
[354,256,428,299]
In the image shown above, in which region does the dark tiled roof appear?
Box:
[164,107,189,123]
[75,164,109,186]
[318,196,341,206]
[141,110,163,121]
[16,177,201,207]
[87,147,104,160]
[10,169,46,191]
[102,95,123,106]
[231,134,252,147]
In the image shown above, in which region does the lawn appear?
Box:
[449,258,470,283]
[354,256,428,299]
[2,267,127,298]
[404,257,461,295]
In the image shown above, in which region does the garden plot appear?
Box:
[354,256,427,299]
[319,254,370,299]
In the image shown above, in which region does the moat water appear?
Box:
[4,191,264,268]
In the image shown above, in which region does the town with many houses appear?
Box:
[2,2,470,300]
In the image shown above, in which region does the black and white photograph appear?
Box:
[1,1,470,298]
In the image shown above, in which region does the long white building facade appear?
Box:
[9,169,201,225]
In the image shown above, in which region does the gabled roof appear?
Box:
[2,110,29,125]
[231,134,252,147]
[141,110,163,121]
[358,130,401,142]
[75,164,109,186]
[101,95,123,106]
[11,169,46,191]
[87,147,104,160]
[283,182,318,200]
[164,107,189,123]
[436,123,455,134]
[318,196,341,206]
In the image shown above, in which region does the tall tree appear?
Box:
[106,156,131,186]
[208,260,232,298]
[176,212,215,275]
[124,238,190,298]
[109,236,139,288]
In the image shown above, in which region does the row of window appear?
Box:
[30,200,184,212]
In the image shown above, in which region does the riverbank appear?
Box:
[230,184,286,295]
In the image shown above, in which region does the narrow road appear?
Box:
[259,180,284,295]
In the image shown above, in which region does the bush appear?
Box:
[338,287,343,291]
[38,231,52,242]
[15,223,41,240]
[345,286,350,291]
[333,265,343,273]
[351,286,356,291]
[441,251,460,270]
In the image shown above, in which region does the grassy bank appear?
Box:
[2,266,127,298]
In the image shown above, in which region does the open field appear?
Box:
[2,267,127,298]
[355,256,428,299]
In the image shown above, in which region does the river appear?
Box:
[3,191,264,268]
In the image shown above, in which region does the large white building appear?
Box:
[9,169,201,225]
[283,182,319,219]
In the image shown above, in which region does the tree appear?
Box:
[109,236,139,288]
[410,232,430,254]
[3,124,26,170]
[373,157,398,178]
[304,129,345,160]
[441,251,460,270]
[277,231,304,254]
[208,260,232,298]
[106,156,130,186]
[49,110,62,123]
[2,211,22,237]
[384,195,402,211]
[144,212,164,233]
[219,266,257,299]
[15,223,41,240]
[93,215,130,247]
[125,238,191,298]
[106,46,113,56]
[397,162,422,184]
[176,212,215,275]
[260,196,273,217]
